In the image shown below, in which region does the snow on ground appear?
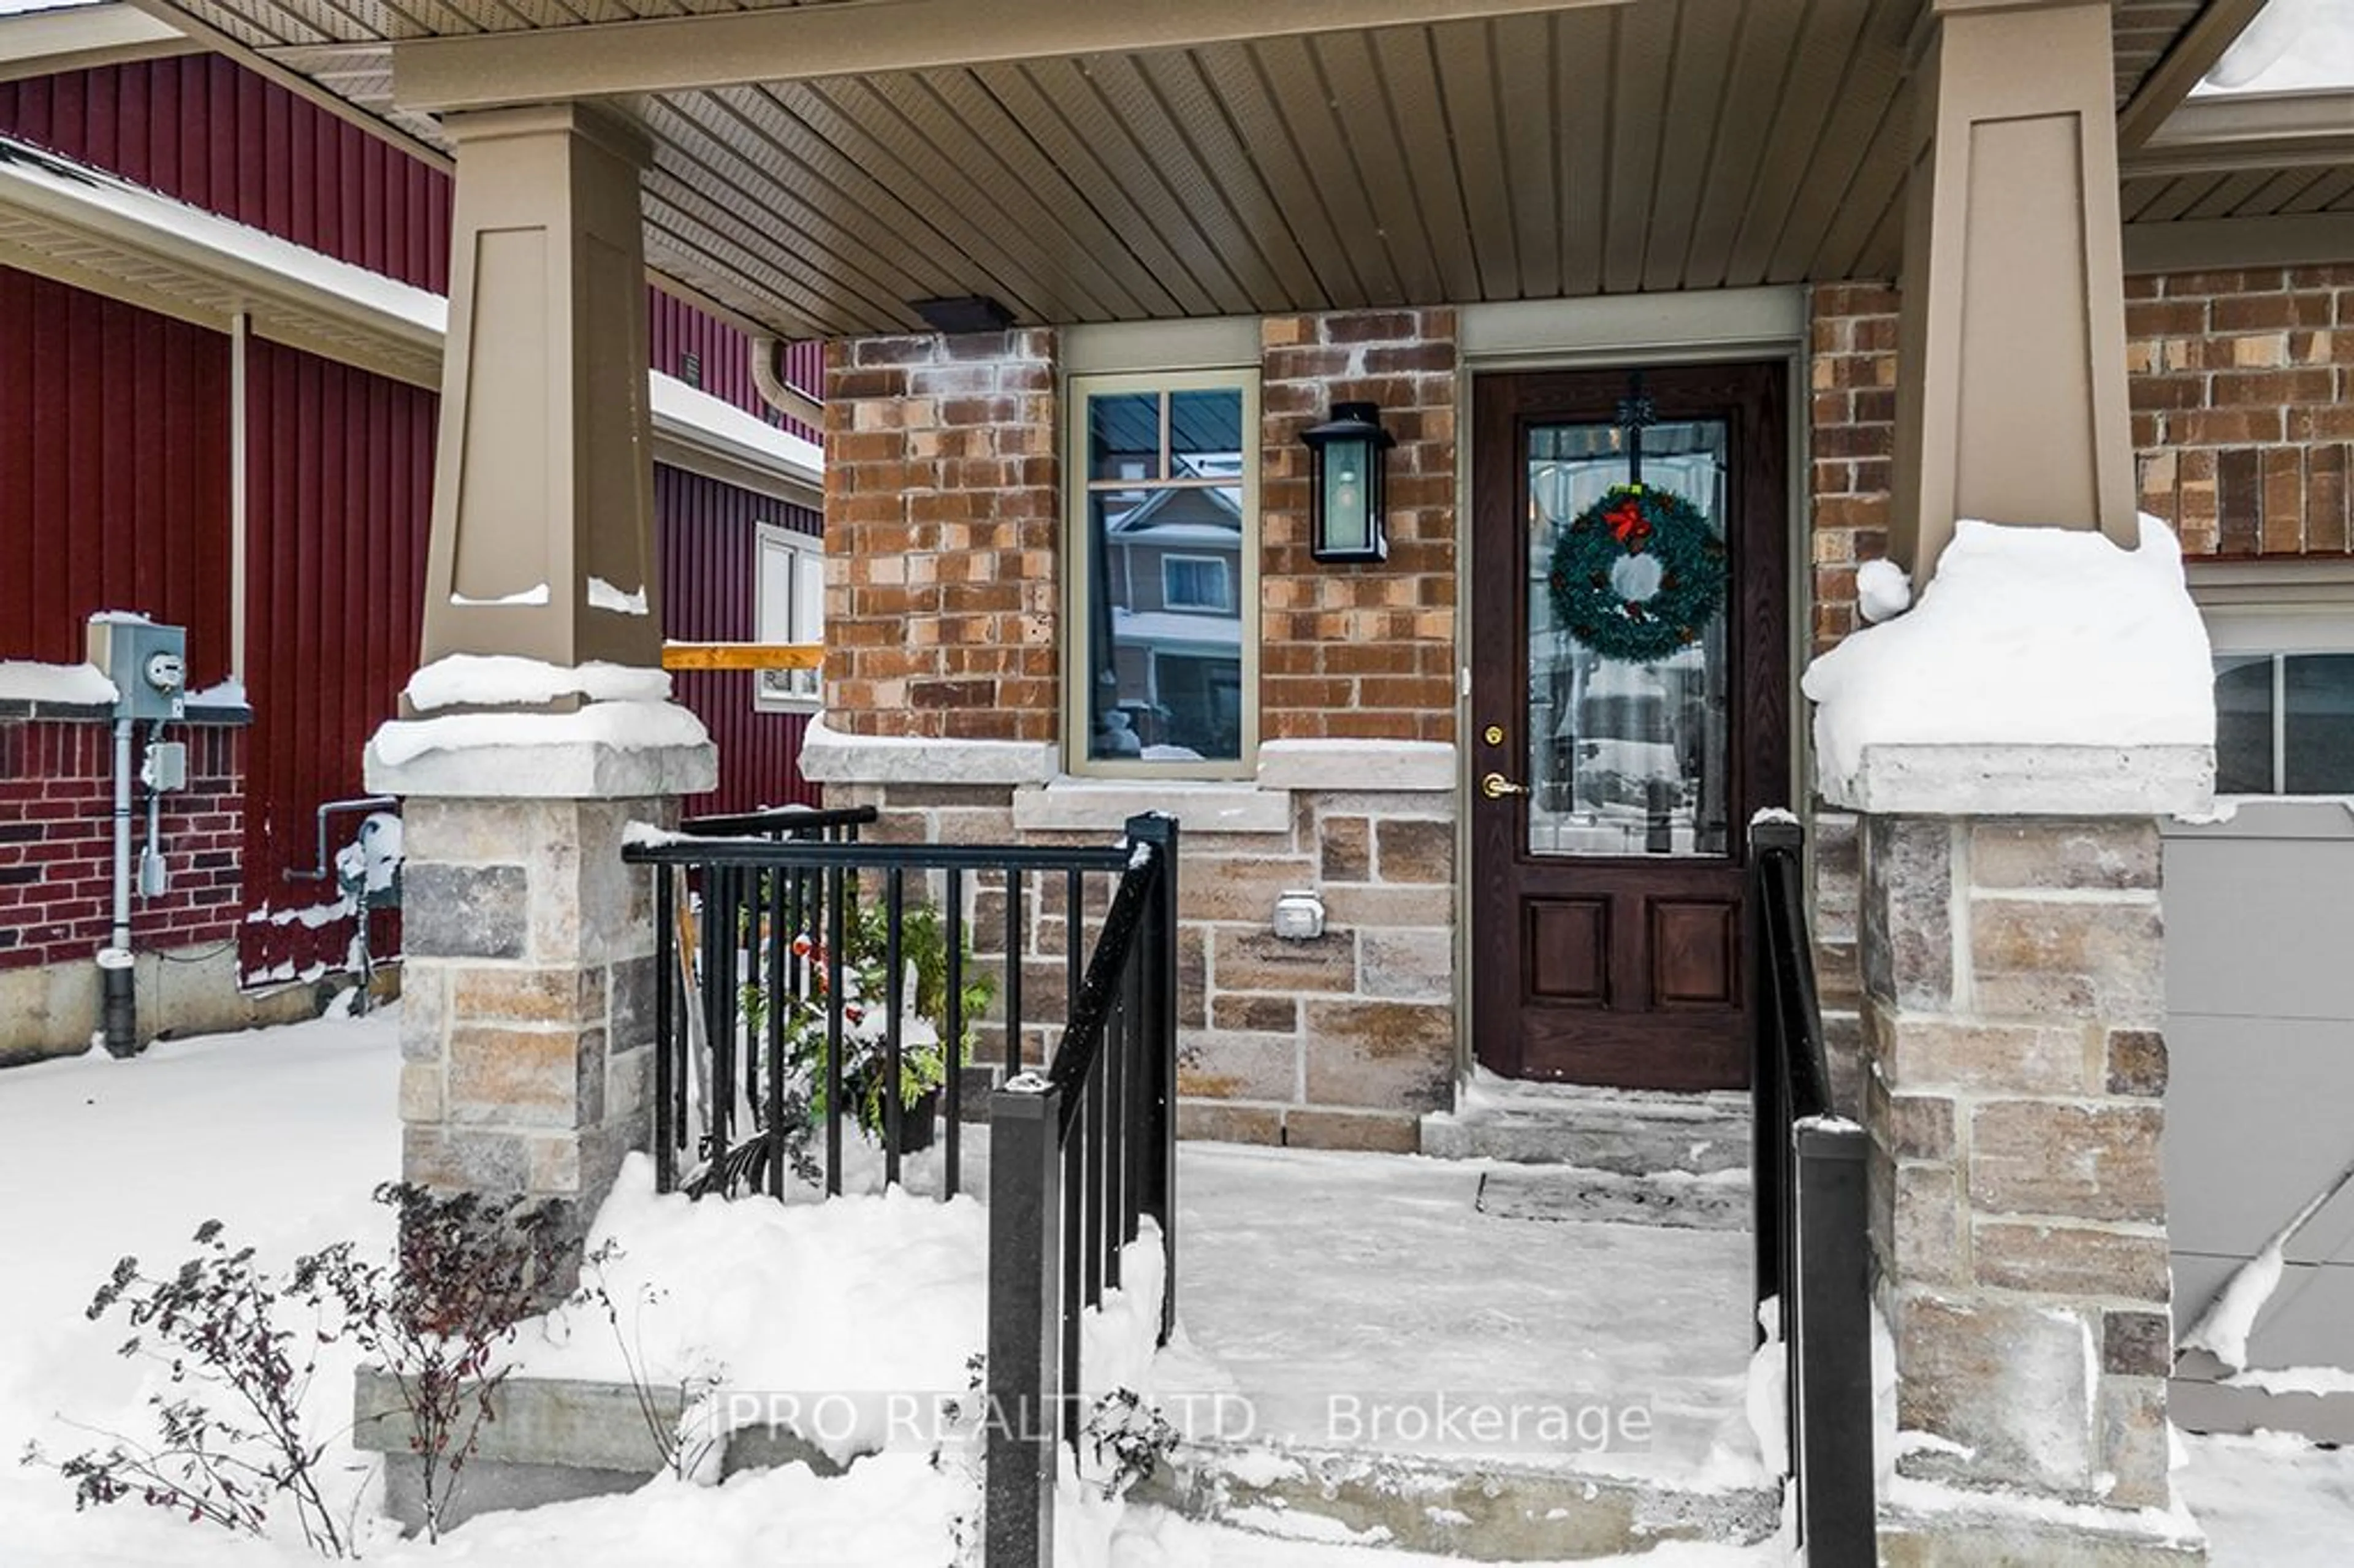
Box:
[1165,1141,1762,1490]
[2179,1429,2354,1566]
[0,1013,399,1567]
[4,1008,2354,1566]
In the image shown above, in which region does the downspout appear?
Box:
[229,312,249,682]
[748,336,825,432]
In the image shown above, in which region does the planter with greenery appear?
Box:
[741,894,994,1159]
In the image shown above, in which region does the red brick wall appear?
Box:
[1260,310,1458,744]
[1809,270,2354,653]
[822,330,1059,741]
[0,720,243,970]
[1807,285,1900,656]
[2125,267,2354,556]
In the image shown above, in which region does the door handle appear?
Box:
[1480,771,1529,801]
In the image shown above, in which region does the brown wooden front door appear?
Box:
[1468,362,1789,1090]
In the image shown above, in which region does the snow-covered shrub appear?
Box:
[23,1219,364,1556]
[569,1239,726,1482]
[335,1182,568,1542]
[1080,1387,1178,1501]
[742,895,994,1153]
[26,1183,567,1553]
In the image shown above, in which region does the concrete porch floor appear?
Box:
[1151,1141,1779,1557]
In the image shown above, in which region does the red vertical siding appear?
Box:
[0,57,452,293]
[782,341,826,406]
[238,338,435,978]
[656,466,823,815]
[0,265,232,682]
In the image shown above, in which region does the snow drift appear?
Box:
[1802,514,2214,794]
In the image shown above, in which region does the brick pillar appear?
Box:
[1858,797,2203,1561]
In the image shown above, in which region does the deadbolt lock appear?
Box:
[1482,724,1506,746]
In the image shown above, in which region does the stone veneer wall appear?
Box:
[1860,815,2174,1513]
[395,797,664,1249]
[818,309,1462,1149]
[820,775,1457,1151]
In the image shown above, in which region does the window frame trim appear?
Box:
[1063,366,1261,781]
[2194,567,2354,797]
[1159,552,1234,614]
[752,519,825,715]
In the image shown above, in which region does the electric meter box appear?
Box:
[85,617,188,723]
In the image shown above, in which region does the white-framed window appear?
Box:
[1160,554,1232,613]
[754,521,825,712]
[2195,563,2354,796]
[1065,369,1259,778]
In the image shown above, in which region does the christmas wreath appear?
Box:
[1546,484,1727,664]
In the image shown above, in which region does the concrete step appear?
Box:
[1143,1437,1781,1561]
[1474,1165,1749,1233]
[1422,1078,1753,1178]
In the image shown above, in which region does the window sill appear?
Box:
[1012,777,1292,835]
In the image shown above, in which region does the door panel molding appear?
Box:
[1467,360,1789,1090]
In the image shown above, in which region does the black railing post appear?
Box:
[1749,815,1803,1331]
[1792,1120,1875,1566]
[986,1079,1062,1568]
[1123,812,1179,1343]
[654,865,677,1193]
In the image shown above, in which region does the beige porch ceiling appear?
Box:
[131,0,2300,338]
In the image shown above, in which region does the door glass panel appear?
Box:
[1525,420,1730,858]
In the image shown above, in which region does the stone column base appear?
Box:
[1881,1494,2206,1566]
[368,728,714,1288]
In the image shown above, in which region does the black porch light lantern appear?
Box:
[1301,400,1395,563]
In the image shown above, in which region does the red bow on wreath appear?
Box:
[1604,497,1651,550]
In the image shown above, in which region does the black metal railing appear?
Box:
[1749,816,1873,1566]
[623,805,1173,1211]
[678,802,877,843]
[984,812,1178,1568]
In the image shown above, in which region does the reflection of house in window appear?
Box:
[1103,485,1245,761]
[1073,372,1255,772]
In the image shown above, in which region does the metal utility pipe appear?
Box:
[101,716,136,1056]
[142,721,166,896]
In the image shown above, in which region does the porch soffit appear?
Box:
[127,0,2312,340]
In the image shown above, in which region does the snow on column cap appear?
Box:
[1801,515,2215,812]
[368,655,715,797]
[403,653,672,712]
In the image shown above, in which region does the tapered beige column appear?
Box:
[1891,0,2137,577]
[419,102,661,677]
[376,101,711,1294]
